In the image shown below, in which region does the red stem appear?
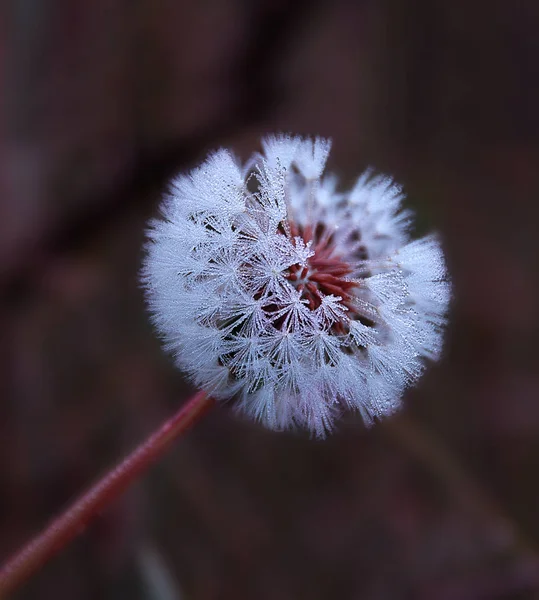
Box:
[0,390,214,598]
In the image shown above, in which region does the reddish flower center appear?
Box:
[284,221,356,311]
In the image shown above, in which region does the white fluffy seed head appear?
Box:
[142,134,450,437]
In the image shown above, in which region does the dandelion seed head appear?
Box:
[142,134,450,437]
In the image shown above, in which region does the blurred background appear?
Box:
[2,1,539,598]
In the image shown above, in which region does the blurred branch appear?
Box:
[0,0,323,304]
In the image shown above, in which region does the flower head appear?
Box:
[142,135,450,437]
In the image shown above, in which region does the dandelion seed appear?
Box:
[142,134,450,437]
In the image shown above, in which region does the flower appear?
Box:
[142,134,450,437]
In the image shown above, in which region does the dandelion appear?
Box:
[142,134,450,437]
[0,144,451,592]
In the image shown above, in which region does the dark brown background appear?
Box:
[2,1,539,598]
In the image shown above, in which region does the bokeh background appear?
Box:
[2,1,539,598]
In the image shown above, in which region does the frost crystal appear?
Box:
[142,135,450,437]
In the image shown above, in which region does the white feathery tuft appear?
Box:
[142,134,451,437]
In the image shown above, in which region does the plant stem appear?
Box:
[0,390,214,598]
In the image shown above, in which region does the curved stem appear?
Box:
[383,414,537,556]
[0,390,214,598]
